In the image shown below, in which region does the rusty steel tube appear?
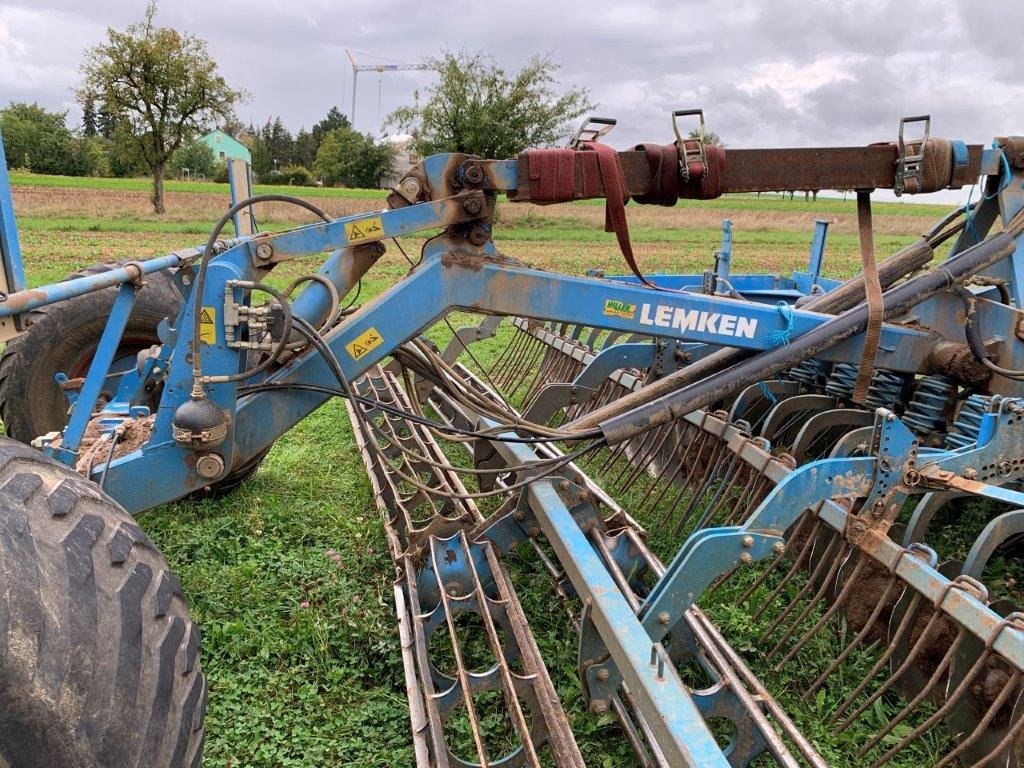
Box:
[565,237,935,433]
[597,233,1016,445]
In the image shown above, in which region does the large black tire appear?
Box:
[0,436,205,767]
[0,260,184,444]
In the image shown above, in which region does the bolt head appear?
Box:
[596,668,610,681]
[740,552,754,564]
[658,611,671,625]
[773,541,786,554]
[255,242,274,260]
[589,699,609,715]
[741,535,755,548]
[195,453,225,479]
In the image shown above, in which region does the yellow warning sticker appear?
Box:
[603,299,636,320]
[199,306,217,344]
[344,215,385,244]
[345,326,384,361]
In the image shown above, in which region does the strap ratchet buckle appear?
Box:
[568,116,616,149]
[672,109,708,182]
[895,115,931,197]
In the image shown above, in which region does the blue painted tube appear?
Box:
[0,238,249,318]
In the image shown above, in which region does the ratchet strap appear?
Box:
[852,190,883,404]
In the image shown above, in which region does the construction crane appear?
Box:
[345,49,433,132]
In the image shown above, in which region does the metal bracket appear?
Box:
[568,116,616,149]
[672,108,708,182]
[895,114,931,196]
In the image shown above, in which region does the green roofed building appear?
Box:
[198,129,251,164]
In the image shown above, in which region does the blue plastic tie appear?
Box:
[766,302,795,348]
[758,380,778,405]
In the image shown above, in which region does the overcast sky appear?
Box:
[1,0,1021,153]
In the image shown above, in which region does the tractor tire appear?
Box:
[0,436,205,768]
[0,260,184,444]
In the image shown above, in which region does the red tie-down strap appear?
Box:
[520,141,726,288]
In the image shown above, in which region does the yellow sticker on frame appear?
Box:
[603,299,636,320]
[345,327,384,361]
[344,216,384,244]
[199,306,217,344]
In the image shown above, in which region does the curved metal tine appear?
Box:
[749,514,824,620]
[829,592,926,724]
[489,322,528,380]
[632,420,691,515]
[764,536,850,656]
[962,508,1024,581]
[492,321,535,386]
[788,408,875,463]
[759,394,838,443]
[667,430,731,538]
[773,555,870,667]
[615,423,673,494]
[855,625,968,759]
[864,637,1005,768]
[903,491,972,546]
[829,425,875,459]
[729,380,801,425]
[686,448,747,533]
[959,691,1024,768]
[725,453,775,526]
[802,571,903,699]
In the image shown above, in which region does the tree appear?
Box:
[78,2,243,212]
[169,139,217,179]
[250,116,293,176]
[82,97,98,137]
[311,106,350,146]
[0,102,75,174]
[314,128,393,188]
[293,128,317,170]
[387,49,591,159]
[686,128,724,146]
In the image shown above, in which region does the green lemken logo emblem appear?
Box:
[604,299,636,319]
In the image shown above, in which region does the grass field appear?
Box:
[5,175,995,767]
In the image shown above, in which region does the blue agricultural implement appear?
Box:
[0,113,1021,768]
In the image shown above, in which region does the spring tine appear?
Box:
[616,425,672,493]
[855,627,967,758]
[494,326,534,388]
[774,556,869,667]
[802,573,902,699]
[829,592,924,723]
[690,449,747,531]
[833,594,941,728]
[761,528,839,634]
[750,515,823,620]
[764,539,849,657]
[740,509,815,605]
[865,645,996,768]
[964,697,1024,768]
[490,325,528,381]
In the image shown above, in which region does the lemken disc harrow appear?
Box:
[0,116,1021,767]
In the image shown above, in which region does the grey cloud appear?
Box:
[0,0,1019,151]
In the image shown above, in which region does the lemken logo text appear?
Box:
[637,303,758,339]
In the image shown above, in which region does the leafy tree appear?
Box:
[293,128,317,170]
[67,136,111,177]
[686,128,724,146]
[169,139,217,179]
[314,128,393,188]
[387,49,591,159]
[0,102,74,173]
[78,1,243,212]
[312,106,350,147]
